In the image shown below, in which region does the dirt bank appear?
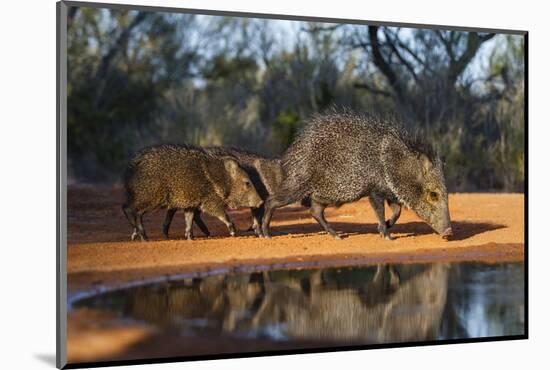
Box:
[67,186,524,291]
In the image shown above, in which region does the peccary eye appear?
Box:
[429,191,439,201]
[244,180,251,187]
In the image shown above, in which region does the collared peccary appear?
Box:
[122,144,263,241]
[261,111,453,240]
[163,146,284,238]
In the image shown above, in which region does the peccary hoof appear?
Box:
[333,234,343,240]
[384,234,395,241]
[441,227,453,240]
[252,226,263,237]
[254,229,264,238]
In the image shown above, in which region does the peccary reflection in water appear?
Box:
[79,264,450,343]
[251,264,449,342]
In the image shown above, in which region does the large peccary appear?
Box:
[163,147,283,238]
[261,111,453,240]
[122,144,263,241]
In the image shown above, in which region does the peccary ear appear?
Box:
[223,158,240,179]
[381,137,423,207]
[419,154,433,174]
[204,157,241,200]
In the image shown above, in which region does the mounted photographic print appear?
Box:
[56,1,527,368]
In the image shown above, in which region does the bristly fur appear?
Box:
[122,143,262,241]
[124,143,208,186]
[205,146,279,161]
[263,109,451,238]
[280,110,440,202]
[314,107,438,162]
[203,146,282,199]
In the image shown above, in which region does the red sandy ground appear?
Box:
[67,186,524,292]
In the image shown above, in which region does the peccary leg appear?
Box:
[369,194,394,240]
[135,212,148,242]
[373,264,385,283]
[183,210,195,240]
[305,270,323,301]
[130,228,139,241]
[219,211,237,237]
[250,206,264,237]
[388,266,401,289]
[373,264,401,290]
[163,208,177,239]
[193,210,211,237]
[261,195,296,238]
[385,200,402,229]
[122,204,139,241]
[204,207,236,237]
[310,199,341,240]
[164,209,210,238]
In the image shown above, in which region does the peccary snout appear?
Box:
[417,191,452,239]
[432,208,452,239]
[441,227,453,239]
[246,195,263,209]
[391,150,452,240]
[432,203,452,239]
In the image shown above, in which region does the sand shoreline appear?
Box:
[67,242,523,295]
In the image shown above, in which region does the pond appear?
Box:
[71,261,525,349]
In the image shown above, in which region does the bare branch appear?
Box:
[383,29,419,82]
[395,39,434,74]
[480,33,496,42]
[301,24,343,33]
[447,32,495,83]
[353,82,393,97]
[368,26,405,103]
[93,12,150,107]
[347,42,371,52]
[436,30,455,61]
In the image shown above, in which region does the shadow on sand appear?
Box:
[268,220,505,241]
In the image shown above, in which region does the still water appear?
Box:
[72,262,525,345]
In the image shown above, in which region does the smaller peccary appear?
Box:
[163,147,284,238]
[261,111,452,240]
[122,144,263,241]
